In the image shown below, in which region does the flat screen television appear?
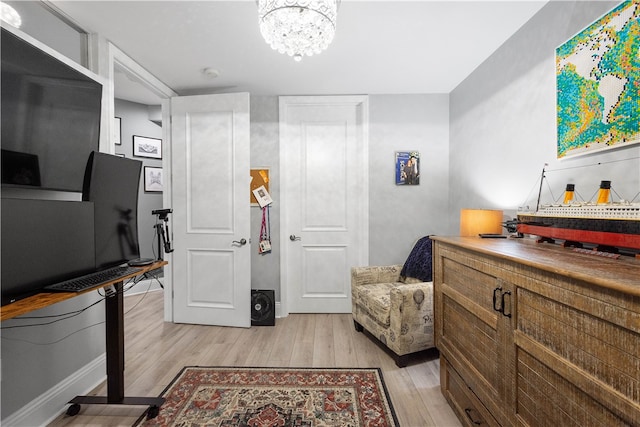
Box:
[1,198,96,305]
[1,26,103,192]
[83,151,142,270]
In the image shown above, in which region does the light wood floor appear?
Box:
[49,290,461,426]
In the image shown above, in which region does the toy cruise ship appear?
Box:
[517,180,640,255]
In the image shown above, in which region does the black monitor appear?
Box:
[82,152,142,270]
[1,27,103,193]
[1,198,96,305]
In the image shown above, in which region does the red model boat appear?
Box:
[517,179,640,255]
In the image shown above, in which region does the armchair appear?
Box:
[351,236,434,367]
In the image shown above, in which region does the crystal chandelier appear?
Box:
[258,0,338,62]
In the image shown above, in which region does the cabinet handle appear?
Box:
[501,290,512,318]
[464,408,483,425]
[493,287,503,313]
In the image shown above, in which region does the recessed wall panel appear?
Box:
[187,249,234,307]
[186,111,234,232]
[302,245,348,297]
[302,122,348,230]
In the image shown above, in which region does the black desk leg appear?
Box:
[67,281,165,419]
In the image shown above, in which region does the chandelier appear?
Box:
[258,0,338,62]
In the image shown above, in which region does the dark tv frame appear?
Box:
[1,25,105,193]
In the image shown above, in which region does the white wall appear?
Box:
[450,1,640,226]
[368,94,452,265]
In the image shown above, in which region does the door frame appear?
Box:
[278,95,370,316]
[89,36,178,321]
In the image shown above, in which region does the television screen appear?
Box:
[83,152,142,270]
[1,198,96,305]
[1,27,103,192]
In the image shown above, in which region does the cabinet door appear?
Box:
[435,245,514,424]
[514,281,640,426]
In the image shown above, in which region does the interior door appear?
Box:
[280,96,369,314]
[170,93,251,327]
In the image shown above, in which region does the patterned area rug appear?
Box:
[136,366,398,427]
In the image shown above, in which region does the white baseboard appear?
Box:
[2,355,106,427]
[124,277,164,296]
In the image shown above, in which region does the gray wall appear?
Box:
[248,94,452,302]
[450,1,640,225]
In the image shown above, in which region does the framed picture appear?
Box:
[114,117,122,145]
[395,151,420,185]
[250,168,270,206]
[556,1,640,158]
[133,135,162,159]
[144,166,163,192]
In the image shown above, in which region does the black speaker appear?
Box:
[251,289,275,326]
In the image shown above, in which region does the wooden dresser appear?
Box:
[432,236,640,427]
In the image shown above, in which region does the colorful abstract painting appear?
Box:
[556,1,640,158]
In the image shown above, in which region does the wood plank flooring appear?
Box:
[48,290,461,426]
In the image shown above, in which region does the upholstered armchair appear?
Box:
[351,236,434,367]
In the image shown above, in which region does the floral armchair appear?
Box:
[351,236,434,367]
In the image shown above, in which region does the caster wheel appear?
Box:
[66,403,81,416]
[147,405,160,419]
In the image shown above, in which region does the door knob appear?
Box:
[232,238,247,246]
[289,234,301,241]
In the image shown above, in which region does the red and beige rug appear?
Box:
[136,366,398,427]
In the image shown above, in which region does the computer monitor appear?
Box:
[1,198,95,305]
[82,151,142,270]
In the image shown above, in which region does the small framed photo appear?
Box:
[114,117,122,145]
[144,166,163,192]
[133,135,162,159]
[395,151,420,185]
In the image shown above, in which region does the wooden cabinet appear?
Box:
[432,236,640,427]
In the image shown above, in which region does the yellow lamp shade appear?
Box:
[460,209,503,237]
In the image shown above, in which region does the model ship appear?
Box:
[517,170,640,255]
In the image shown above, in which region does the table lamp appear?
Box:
[460,209,504,237]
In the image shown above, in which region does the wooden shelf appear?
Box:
[1,261,167,321]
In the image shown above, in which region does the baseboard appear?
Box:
[275,301,282,319]
[2,354,106,426]
[123,276,164,296]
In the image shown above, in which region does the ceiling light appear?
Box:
[257,0,338,62]
[1,3,22,28]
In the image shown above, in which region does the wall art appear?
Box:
[114,117,121,145]
[133,135,162,159]
[144,166,163,192]
[556,1,640,158]
[395,151,420,185]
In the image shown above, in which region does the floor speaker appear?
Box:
[251,289,275,326]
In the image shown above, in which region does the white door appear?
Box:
[280,96,369,314]
[170,93,251,327]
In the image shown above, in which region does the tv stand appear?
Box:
[1,261,167,420]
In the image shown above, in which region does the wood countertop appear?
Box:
[1,261,167,322]
[431,236,640,297]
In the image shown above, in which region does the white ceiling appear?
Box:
[50,0,547,105]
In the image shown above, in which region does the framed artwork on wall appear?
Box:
[133,135,162,159]
[556,2,640,158]
[144,166,163,192]
[114,117,121,145]
[395,151,420,185]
